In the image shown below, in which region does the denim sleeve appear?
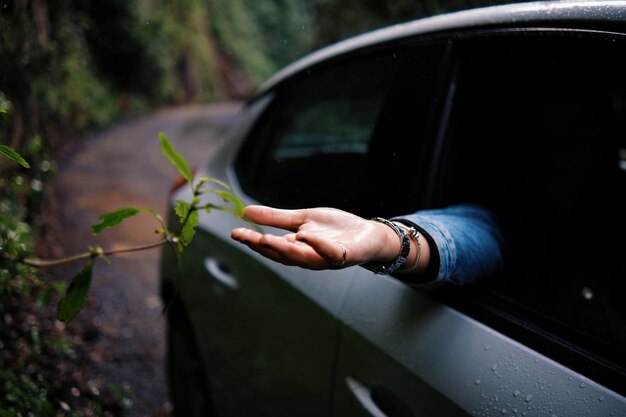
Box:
[391,204,505,290]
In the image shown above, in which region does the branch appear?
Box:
[5,239,169,268]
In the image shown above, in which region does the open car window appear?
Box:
[236,43,447,219]
[438,30,626,393]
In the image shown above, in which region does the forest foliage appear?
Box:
[1,0,517,145]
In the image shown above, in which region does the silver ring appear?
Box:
[331,245,347,269]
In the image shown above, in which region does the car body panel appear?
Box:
[334,269,626,417]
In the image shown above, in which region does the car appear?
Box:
[159,1,626,416]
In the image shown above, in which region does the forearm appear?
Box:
[362,204,503,288]
[393,204,505,289]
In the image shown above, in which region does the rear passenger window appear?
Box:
[440,33,626,387]
[236,44,446,219]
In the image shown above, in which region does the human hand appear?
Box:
[230,205,400,270]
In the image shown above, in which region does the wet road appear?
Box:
[46,102,242,417]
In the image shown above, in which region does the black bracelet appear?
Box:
[363,217,410,275]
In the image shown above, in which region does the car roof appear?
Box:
[258,0,626,94]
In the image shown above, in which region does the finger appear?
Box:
[283,233,298,243]
[243,205,306,231]
[258,233,328,269]
[296,231,348,266]
[248,242,297,266]
[231,229,296,265]
[231,227,264,244]
[232,228,297,250]
[232,229,319,267]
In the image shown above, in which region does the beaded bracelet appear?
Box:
[363,217,410,275]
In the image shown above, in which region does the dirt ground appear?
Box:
[39,102,242,417]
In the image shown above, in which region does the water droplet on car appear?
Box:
[525,394,533,402]
[513,390,521,397]
[598,396,604,402]
[485,345,491,351]
[475,379,481,385]
[579,382,586,388]
[581,287,593,300]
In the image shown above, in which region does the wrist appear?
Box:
[371,220,403,263]
[362,217,410,275]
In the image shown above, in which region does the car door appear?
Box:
[333,30,626,416]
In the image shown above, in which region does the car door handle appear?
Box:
[346,377,414,417]
[204,257,240,291]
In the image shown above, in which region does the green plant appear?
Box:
[1,131,244,323]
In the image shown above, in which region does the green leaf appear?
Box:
[91,207,141,235]
[159,132,193,184]
[174,200,197,245]
[180,209,198,246]
[0,144,30,168]
[57,263,93,323]
[198,176,231,191]
[214,190,245,218]
[174,200,191,223]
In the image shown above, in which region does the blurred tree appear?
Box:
[74,0,166,99]
[137,0,228,102]
[244,0,314,71]
[308,0,419,47]
[0,0,118,146]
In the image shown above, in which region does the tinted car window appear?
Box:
[439,32,626,382]
[236,44,447,219]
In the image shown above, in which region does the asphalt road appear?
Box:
[45,102,243,417]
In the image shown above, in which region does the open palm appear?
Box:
[230,205,398,270]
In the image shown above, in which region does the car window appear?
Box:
[268,74,379,160]
[438,31,626,390]
[236,43,447,219]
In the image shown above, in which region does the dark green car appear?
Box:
[160,2,626,416]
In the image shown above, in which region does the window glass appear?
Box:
[236,44,446,218]
[269,77,379,160]
[441,33,626,368]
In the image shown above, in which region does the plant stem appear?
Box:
[103,239,168,257]
[10,239,168,268]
